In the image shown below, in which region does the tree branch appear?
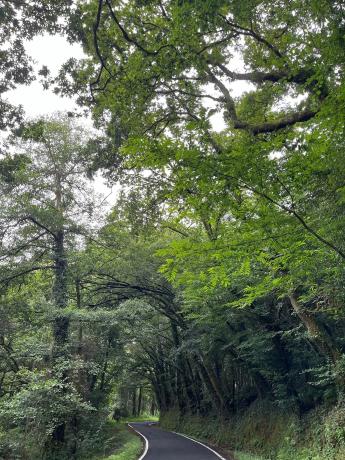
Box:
[218,14,284,59]
[24,215,57,239]
[0,265,56,285]
[105,0,155,56]
[227,175,345,260]
[233,108,318,134]
[216,62,314,85]
[206,69,238,121]
[91,0,115,94]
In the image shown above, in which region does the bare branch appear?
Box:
[206,69,238,121]
[91,0,115,93]
[216,62,314,85]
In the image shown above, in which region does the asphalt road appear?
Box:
[129,422,227,460]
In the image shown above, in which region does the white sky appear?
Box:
[7,35,83,116]
[6,35,118,206]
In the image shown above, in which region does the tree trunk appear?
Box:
[289,292,341,364]
[132,388,137,416]
[99,336,111,395]
[52,230,69,354]
[137,387,143,416]
[76,278,83,355]
[186,358,202,414]
[51,229,69,446]
[195,354,227,413]
[170,322,187,414]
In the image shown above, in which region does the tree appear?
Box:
[0,114,98,454]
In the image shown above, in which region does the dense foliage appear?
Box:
[1,1,345,459]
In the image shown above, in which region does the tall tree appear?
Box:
[0,114,97,451]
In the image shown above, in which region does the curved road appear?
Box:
[129,422,227,460]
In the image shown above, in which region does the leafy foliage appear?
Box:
[2,1,345,459]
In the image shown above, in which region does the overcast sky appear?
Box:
[7,35,84,116]
[6,34,119,205]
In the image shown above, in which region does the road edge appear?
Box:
[128,424,149,460]
[172,431,229,460]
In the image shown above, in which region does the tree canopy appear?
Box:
[1,1,345,460]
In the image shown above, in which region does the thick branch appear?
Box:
[207,67,318,134]
[206,70,237,120]
[91,0,115,92]
[161,224,191,238]
[234,108,318,134]
[216,63,314,85]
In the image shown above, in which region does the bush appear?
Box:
[0,370,94,459]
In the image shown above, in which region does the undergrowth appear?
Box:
[160,401,345,460]
[234,453,264,460]
[87,421,142,460]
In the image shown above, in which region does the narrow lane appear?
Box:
[129,422,227,460]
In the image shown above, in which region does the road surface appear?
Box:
[129,422,227,460]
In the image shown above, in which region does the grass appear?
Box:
[88,421,142,460]
[234,452,266,460]
[125,414,159,423]
[86,414,158,460]
[98,432,142,460]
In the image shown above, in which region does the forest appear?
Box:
[1,1,345,459]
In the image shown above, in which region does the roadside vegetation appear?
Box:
[235,454,263,460]
[162,403,345,460]
[1,1,345,459]
[88,422,142,460]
